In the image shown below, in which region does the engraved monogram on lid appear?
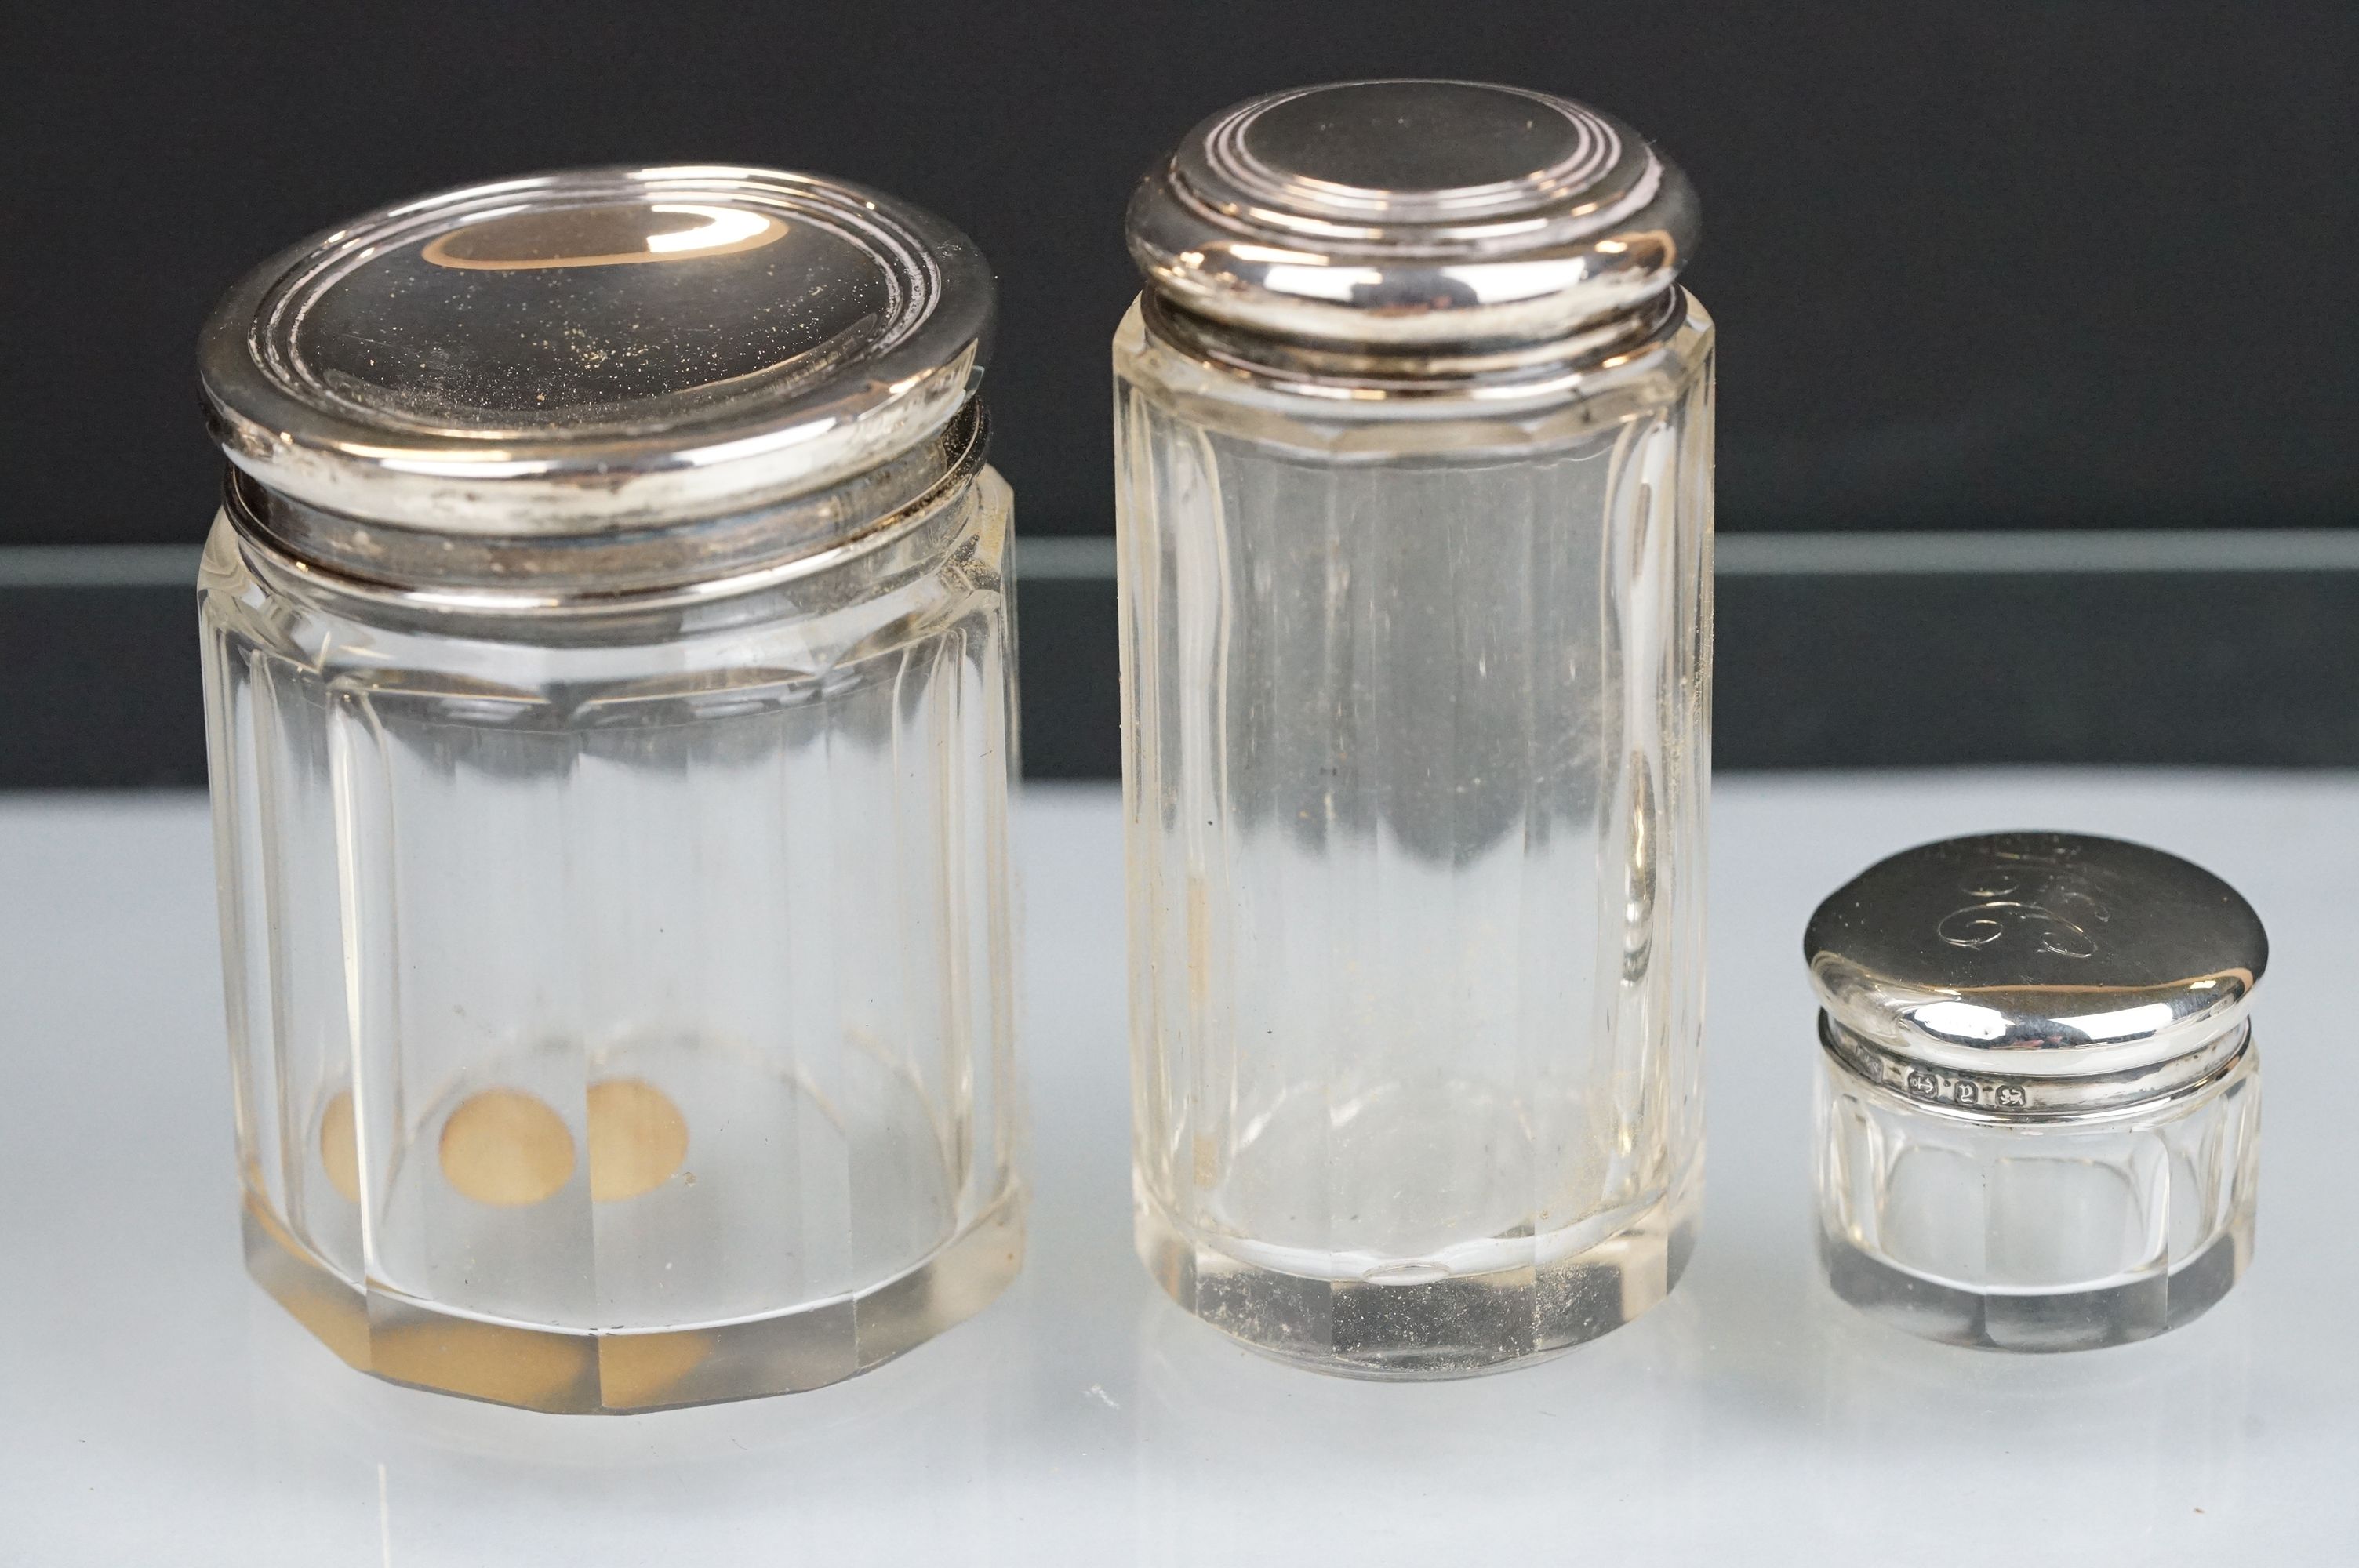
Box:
[1807,831,2266,1115]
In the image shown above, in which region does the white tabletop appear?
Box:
[3,772,2354,1565]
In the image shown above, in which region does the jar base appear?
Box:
[1819,1218,2249,1353]
[241,1187,1023,1413]
[1136,1174,1699,1381]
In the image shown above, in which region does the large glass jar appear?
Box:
[1114,82,1715,1377]
[196,167,1022,1412]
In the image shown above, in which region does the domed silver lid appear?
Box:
[1125,79,1697,349]
[201,165,992,535]
[1807,832,2266,1116]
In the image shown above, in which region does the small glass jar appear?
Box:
[197,167,1023,1411]
[1114,82,1715,1377]
[1809,832,2264,1352]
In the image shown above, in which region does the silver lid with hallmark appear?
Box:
[201,165,992,537]
[1125,79,1696,352]
[1805,832,2266,1117]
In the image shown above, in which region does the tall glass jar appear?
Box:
[197,167,1022,1412]
[1115,82,1714,1377]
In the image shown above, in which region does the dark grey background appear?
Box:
[4,1,2355,783]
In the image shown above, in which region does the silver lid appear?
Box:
[1807,832,2266,1116]
[1125,79,1696,350]
[200,165,992,535]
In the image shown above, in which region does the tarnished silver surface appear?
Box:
[201,165,992,537]
[1127,79,1696,358]
[1806,831,2268,1104]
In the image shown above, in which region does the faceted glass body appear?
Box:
[1113,294,1716,1377]
[198,470,1022,1412]
[1817,1044,2260,1352]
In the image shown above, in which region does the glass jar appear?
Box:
[196,167,1023,1412]
[1808,832,2265,1352]
[1114,82,1715,1377]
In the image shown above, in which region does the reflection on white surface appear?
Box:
[1,775,2350,1563]
[1129,1287,1714,1563]
[1801,1298,2253,1546]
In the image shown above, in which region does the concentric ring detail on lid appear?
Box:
[1128,78,1697,352]
[1196,80,1630,227]
[1805,831,2267,1090]
[200,165,993,535]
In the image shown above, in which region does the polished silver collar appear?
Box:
[1820,1012,2251,1122]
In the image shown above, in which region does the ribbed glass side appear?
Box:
[1113,298,1714,1377]
[1816,1048,2260,1352]
[198,471,1022,1412]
